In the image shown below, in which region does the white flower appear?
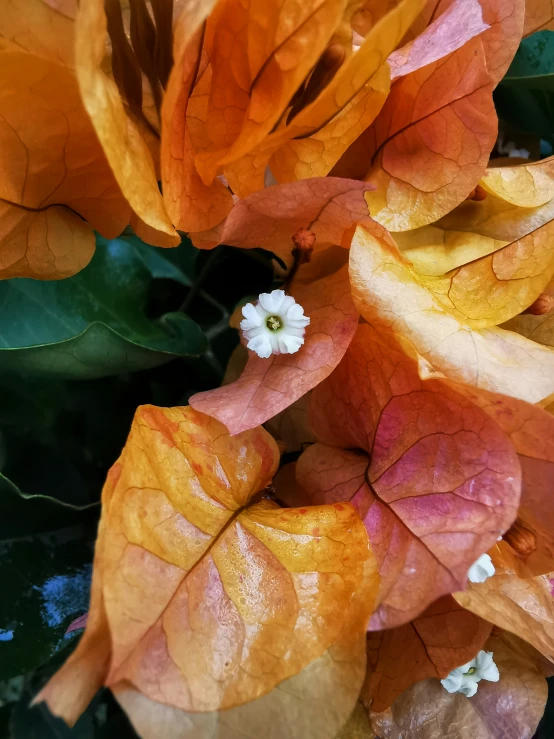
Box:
[441,651,499,698]
[468,553,495,583]
[240,290,310,359]
[497,132,530,159]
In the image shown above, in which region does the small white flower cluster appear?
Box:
[441,650,499,697]
[468,553,495,583]
[240,290,310,359]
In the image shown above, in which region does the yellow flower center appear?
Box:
[266,315,283,331]
[464,667,476,675]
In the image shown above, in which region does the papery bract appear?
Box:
[350,224,554,403]
[480,157,554,207]
[455,569,554,661]
[370,633,548,739]
[35,405,378,739]
[404,0,525,84]
[160,0,234,232]
[390,222,554,328]
[75,0,179,247]
[261,0,424,188]
[335,39,497,230]
[503,278,554,349]
[393,224,508,276]
[387,0,489,80]
[450,384,554,576]
[365,38,496,230]
[190,177,376,256]
[194,0,351,186]
[0,0,130,278]
[439,186,554,242]
[286,323,521,629]
[364,595,492,711]
[523,0,554,34]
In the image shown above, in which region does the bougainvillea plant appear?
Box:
[3,0,554,737]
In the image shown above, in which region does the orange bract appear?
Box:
[523,0,554,34]
[289,324,521,629]
[365,595,492,711]
[75,0,179,247]
[194,0,351,185]
[370,633,548,739]
[159,0,506,232]
[362,39,496,230]
[191,177,376,254]
[350,224,554,403]
[455,567,554,660]
[451,385,554,576]
[160,0,234,232]
[0,1,130,278]
[36,405,379,736]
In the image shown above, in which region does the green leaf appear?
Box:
[494,85,554,144]
[0,235,207,379]
[503,31,554,90]
[126,231,198,286]
[0,527,93,681]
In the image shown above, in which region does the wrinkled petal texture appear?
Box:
[439,188,554,245]
[389,163,554,277]
[0,0,130,278]
[408,0,525,84]
[264,0,424,187]
[403,222,554,328]
[370,634,548,739]
[114,624,369,739]
[451,385,554,576]
[503,278,554,349]
[340,39,497,230]
[481,157,554,207]
[350,224,554,403]
[37,405,379,730]
[195,0,351,185]
[190,177,376,254]
[296,323,521,629]
[523,0,554,34]
[161,1,234,232]
[189,262,358,434]
[392,224,508,276]
[364,595,492,711]
[75,0,179,246]
[455,570,554,661]
[388,0,489,80]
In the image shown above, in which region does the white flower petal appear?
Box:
[474,651,499,682]
[279,334,304,354]
[280,295,296,314]
[239,290,309,358]
[468,553,495,583]
[287,302,307,320]
[246,334,273,359]
[259,290,286,313]
[459,677,480,698]
[480,662,500,682]
[241,302,262,327]
[255,302,270,320]
[440,673,464,693]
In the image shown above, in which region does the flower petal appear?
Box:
[259,290,286,314]
[468,553,496,583]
